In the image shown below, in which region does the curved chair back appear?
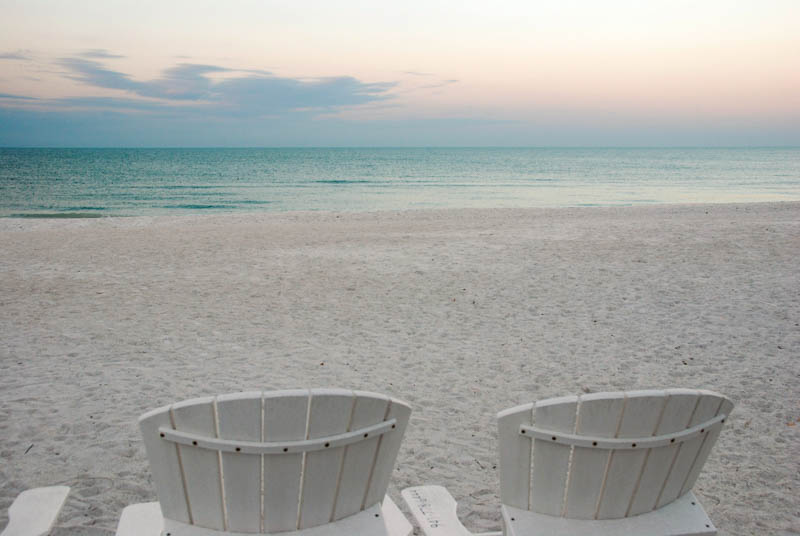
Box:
[497,389,732,520]
[139,388,411,533]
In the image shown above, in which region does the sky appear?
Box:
[0,0,798,147]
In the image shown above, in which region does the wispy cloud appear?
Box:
[78,49,125,59]
[53,96,178,113]
[0,50,33,60]
[419,79,459,90]
[0,93,39,100]
[396,71,458,92]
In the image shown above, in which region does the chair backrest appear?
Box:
[497,389,732,520]
[138,388,411,533]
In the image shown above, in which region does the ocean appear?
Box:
[0,147,798,217]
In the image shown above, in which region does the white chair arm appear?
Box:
[1,486,69,536]
[402,485,501,536]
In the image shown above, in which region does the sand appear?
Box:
[1,202,798,535]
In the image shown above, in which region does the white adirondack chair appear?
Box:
[403,389,732,536]
[1,486,70,536]
[117,388,413,536]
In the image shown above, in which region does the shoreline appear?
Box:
[3,198,800,220]
[2,199,799,230]
[1,202,798,534]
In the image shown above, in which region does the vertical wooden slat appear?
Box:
[627,389,699,516]
[171,397,225,530]
[262,389,310,533]
[657,393,722,507]
[138,406,191,524]
[298,389,356,529]
[216,392,262,533]
[563,393,626,519]
[681,395,733,496]
[595,390,667,519]
[497,403,534,510]
[332,392,390,521]
[363,396,412,508]
[530,395,578,516]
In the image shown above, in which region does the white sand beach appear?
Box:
[1,202,798,535]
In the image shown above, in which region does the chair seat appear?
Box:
[116,497,412,536]
[501,491,716,536]
[163,504,388,536]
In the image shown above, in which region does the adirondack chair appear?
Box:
[403,389,732,536]
[117,388,413,536]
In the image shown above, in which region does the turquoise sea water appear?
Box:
[0,148,798,216]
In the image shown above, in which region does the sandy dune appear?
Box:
[1,203,798,535]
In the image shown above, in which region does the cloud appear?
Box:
[146,63,231,100]
[419,79,459,90]
[79,49,125,59]
[0,93,39,100]
[56,59,236,101]
[403,71,434,77]
[214,76,394,115]
[58,57,146,93]
[0,50,33,60]
[53,96,181,113]
[54,57,395,114]
[391,77,459,95]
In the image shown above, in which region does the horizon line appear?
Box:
[2,145,799,150]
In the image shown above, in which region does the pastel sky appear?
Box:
[1,0,798,146]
